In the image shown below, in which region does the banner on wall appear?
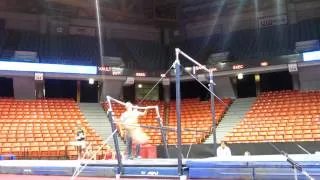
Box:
[69,26,96,36]
[14,51,38,62]
[102,56,124,67]
[98,66,124,76]
[258,14,288,28]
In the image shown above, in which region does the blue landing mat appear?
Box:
[0,155,319,179]
[186,154,320,179]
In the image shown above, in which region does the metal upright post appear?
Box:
[156,117,169,158]
[209,71,217,156]
[175,48,183,176]
[107,110,123,175]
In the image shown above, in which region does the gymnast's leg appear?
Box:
[126,131,133,159]
[135,144,141,159]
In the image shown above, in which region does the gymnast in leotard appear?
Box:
[120,102,149,159]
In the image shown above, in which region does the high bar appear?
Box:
[175,48,210,73]
[106,96,158,110]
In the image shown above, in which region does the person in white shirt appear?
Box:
[120,102,149,159]
[76,122,86,159]
[244,151,251,156]
[217,141,232,157]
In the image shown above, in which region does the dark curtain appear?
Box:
[158,83,164,101]
[45,79,77,100]
[236,74,256,98]
[123,84,135,103]
[0,77,14,97]
[170,80,208,99]
[260,71,293,92]
[80,80,99,103]
[171,17,320,62]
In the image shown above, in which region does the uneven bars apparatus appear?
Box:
[106,96,170,175]
[174,48,217,177]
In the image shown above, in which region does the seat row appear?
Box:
[0,98,111,160]
[224,90,320,143]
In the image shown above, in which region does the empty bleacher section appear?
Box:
[171,18,320,64]
[122,39,167,70]
[103,100,166,145]
[38,35,101,65]
[167,98,232,144]
[103,98,232,145]
[0,98,111,160]
[0,18,318,68]
[224,90,320,143]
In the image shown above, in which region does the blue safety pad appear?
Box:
[186,160,248,168]
[249,161,320,168]
[0,154,16,160]
[78,166,115,177]
[121,167,179,176]
[254,167,320,180]
[3,166,73,176]
[186,158,320,179]
[189,167,253,179]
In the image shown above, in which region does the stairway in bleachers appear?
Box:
[79,103,126,151]
[204,97,256,144]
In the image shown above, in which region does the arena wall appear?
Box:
[100,79,126,101]
[299,66,320,91]
[13,76,35,99]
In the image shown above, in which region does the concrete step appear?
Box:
[84,115,108,118]
[79,103,126,151]
[221,116,243,119]
[204,97,256,144]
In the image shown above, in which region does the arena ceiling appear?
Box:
[0,0,317,26]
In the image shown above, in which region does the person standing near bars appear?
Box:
[120,102,149,159]
[76,121,86,159]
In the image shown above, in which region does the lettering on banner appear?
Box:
[140,171,159,176]
[259,14,288,28]
[135,72,146,77]
[98,66,112,72]
[147,171,159,176]
[69,26,95,36]
[232,64,244,70]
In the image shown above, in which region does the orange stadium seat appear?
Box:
[0,98,112,160]
[167,98,232,145]
[102,98,232,145]
[224,90,320,143]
